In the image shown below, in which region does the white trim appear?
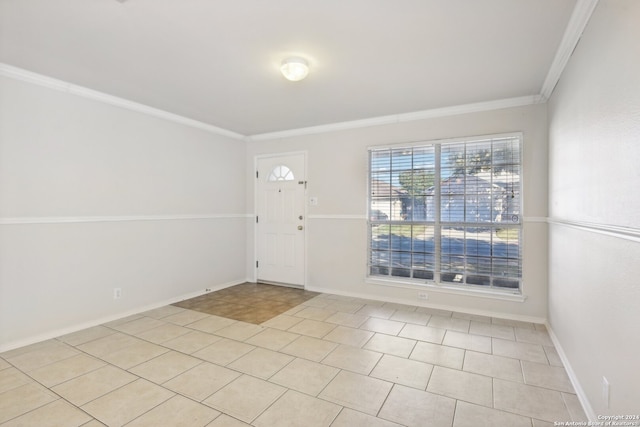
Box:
[545,323,596,421]
[247,96,541,141]
[0,279,245,353]
[540,0,600,100]
[0,214,252,225]
[523,216,548,223]
[548,218,640,243]
[366,277,527,303]
[307,214,367,220]
[0,63,245,141]
[305,284,544,324]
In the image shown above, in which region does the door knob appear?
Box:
[299,215,303,220]
[297,225,303,230]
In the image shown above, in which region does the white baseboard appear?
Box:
[304,284,546,324]
[0,279,245,353]
[545,322,596,421]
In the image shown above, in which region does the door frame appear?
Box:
[253,151,308,288]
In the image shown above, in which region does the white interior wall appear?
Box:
[547,0,640,416]
[246,104,549,320]
[0,76,248,350]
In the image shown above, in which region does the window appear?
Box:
[268,165,295,181]
[368,134,522,292]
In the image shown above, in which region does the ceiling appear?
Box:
[0,0,578,137]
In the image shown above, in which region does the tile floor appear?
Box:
[0,288,588,426]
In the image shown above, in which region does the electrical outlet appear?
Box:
[602,376,610,408]
[417,292,428,300]
[113,288,122,300]
[205,288,212,292]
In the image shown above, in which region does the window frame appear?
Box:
[367,132,524,296]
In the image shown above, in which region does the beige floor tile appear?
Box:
[492,338,548,364]
[294,307,335,321]
[163,362,240,401]
[0,383,58,423]
[324,300,365,314]
[398,324,446,344]
[515,328,554,346]
[0,367,33,393]
[28,353,106,387]
[463,350,523,382]
[1,339,61,359]
[227,347,293,379]
[78,420,107,427]
[492,318,536,329]
[77,333,142,358]
[363,333,417,357]
[415,307,453,317]
[260,314,304,330]
[389,310,431,325]
[4,341,79,372]
[301,297,334,308]
[322,325,374,347]
[493,378,570,422]
[126,394,220,427]
[136,323,192,344]
[280,336,338,362]
[203,375,286,423]
[253,389,341,427]
[370,354,433,389]
[442,330,491,353]
[383,302,417,312]
[319,370,392,415]
[163,330,222,354]
[324,312,368,328]
[468,321,515,340]
[51,365,136,406]
[269,357,339,396]
[331,408,404,427]
[206,414,252,426]
[187,316,237,334]
[141,305,185,319]
[453,401,532,427]
[81,378,174,427]
[1,398,92,427]
[110,317,167,335]
[427,366,493,407]
[103,314,144,328]
[0,358,10,370]
[543,345,563,367]
[428,315,470,332]
[129,351,201,384]
[522,361,574,392]
[192,338,255,366]
[56,326,115,347]
[244,328,300,350]
[378,384,456,427]
[214,322,265,341]
[360,317,405,335]
[532,419,555,427]
[100,340,169,370]
[321,344,382,375]
[452,312,492,323]
[410,341,465,369]
[164,309,210,326]
[287,319,336,338]
[562,393,588,422]
[355,304,396,319]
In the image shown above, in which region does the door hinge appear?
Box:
[256,216,259,223]
[256,170,259,179]
[256,261,259,268]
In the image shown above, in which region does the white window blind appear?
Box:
[368,134,522,291]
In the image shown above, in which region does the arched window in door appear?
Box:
[267,165,295,181]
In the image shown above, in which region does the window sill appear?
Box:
[366,277,527,303]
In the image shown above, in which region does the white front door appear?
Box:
[256,154,306,287]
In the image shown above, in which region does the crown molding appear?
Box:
[246,95,542,142]
[540,0,600,101]
[0,63,245,141]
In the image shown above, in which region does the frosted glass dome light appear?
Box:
[280,57,309,81]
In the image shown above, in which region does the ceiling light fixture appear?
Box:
[280,57,309,82]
